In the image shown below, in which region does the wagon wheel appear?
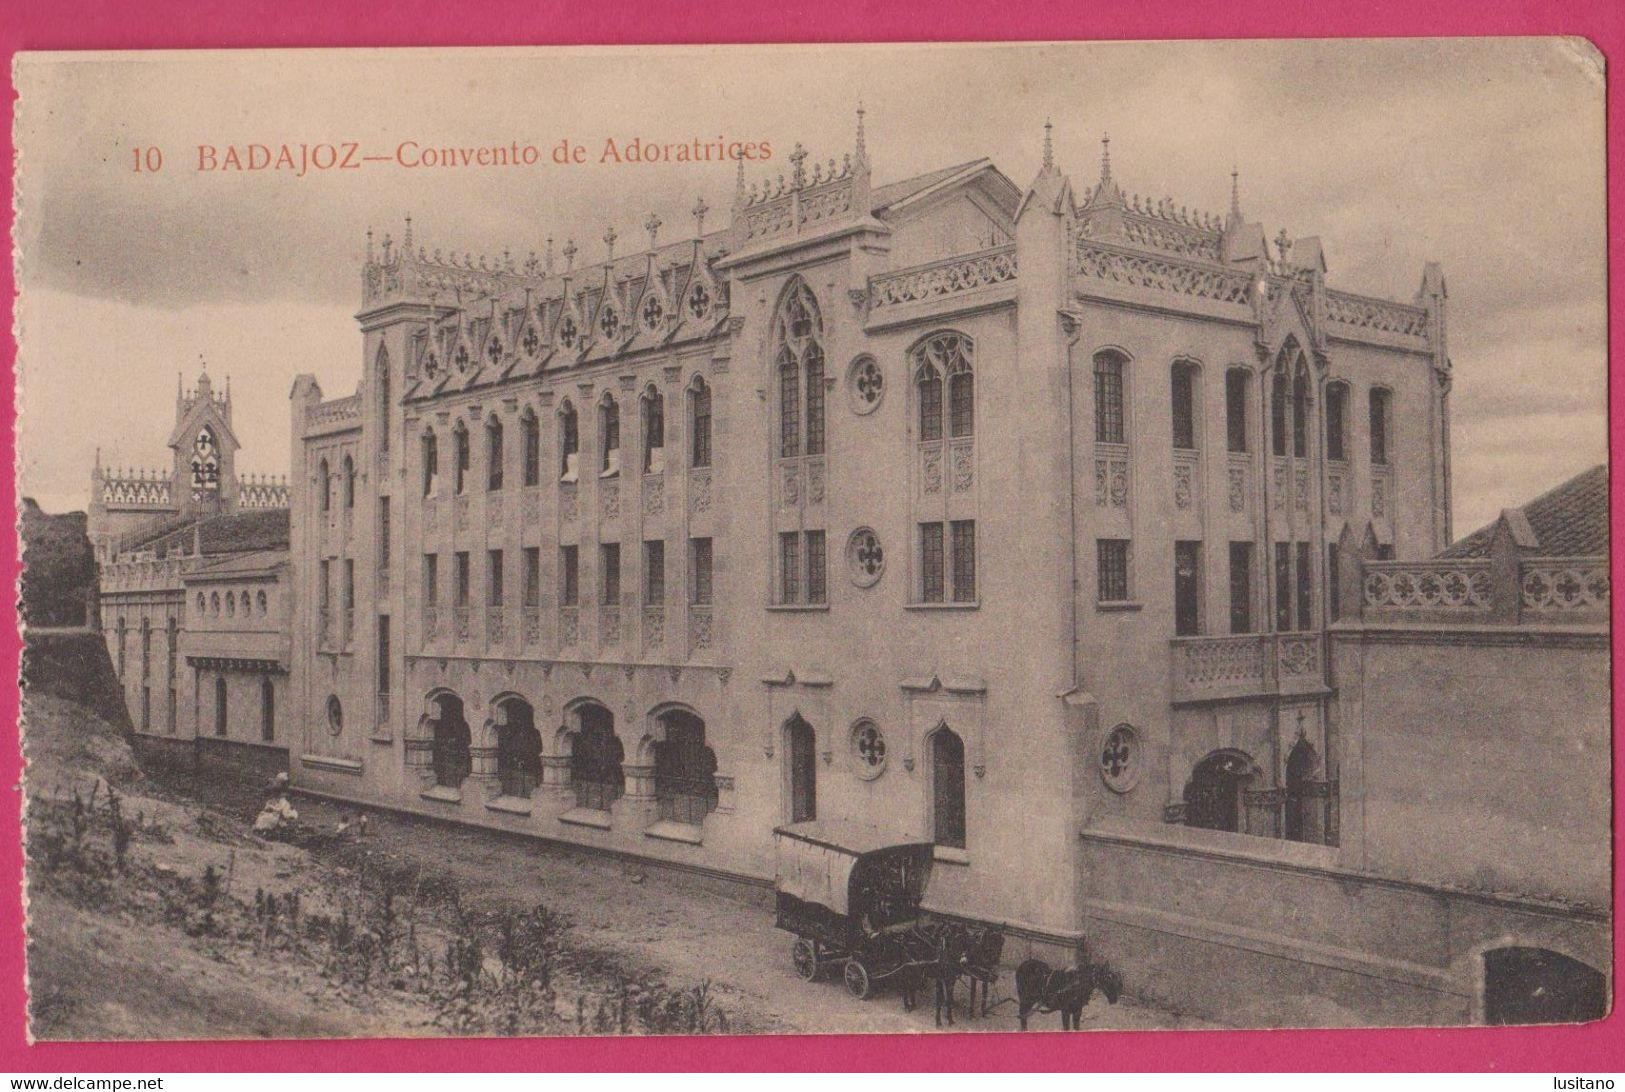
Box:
[844,958,873,1000]
[791,937,821,982]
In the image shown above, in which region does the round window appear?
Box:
[326,695,344,736]
[847,355,884,414]
[850,720,888,780]
[846,528,885,588]
[1099,723,1142,793]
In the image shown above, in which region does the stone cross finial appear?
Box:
[366,226,374,263]
[563,238,577,271]
[546,236,555,275]
[404,212,413,252]
[644,212,661,251]
[1100,132,1112,185]
[855,102,867,163]
[1230,166,1241,222]
[789,143,808,189]
[603,224,618,263]
[1275,228,1292,264]
[692,196,709,236]
[1043,119,1054,170]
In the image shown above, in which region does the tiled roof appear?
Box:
[130,507,290,557]
[870,159,992,212]
[1439,464,1609,559]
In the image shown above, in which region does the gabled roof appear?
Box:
[1438,464,1609,559]
[870,158,1016,215]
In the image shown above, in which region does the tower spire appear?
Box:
[855,102,867,165]
[1042,119,1054,171]
[1229,165,1241,224]
[1100,132,1112,187]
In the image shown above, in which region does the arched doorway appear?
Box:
[1284,738,1318,842]
[570,703,623,811]
[929,727,967,849]
[785,714,816,823]
[1484,947,1607,1025]
[654,709,717,825]
[1184,750,1258,833]
[431,693,471,789]
[495,697,541,799]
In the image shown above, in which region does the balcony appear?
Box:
[1170,632,1326,704]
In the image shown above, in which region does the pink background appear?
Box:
[2,0,1622,1071]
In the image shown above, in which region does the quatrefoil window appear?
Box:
[688,282,711,321]
[599,306,620,341]
[1099,723,1142,794]
[850,720,887,780]
[423,351,440,379]
[454,343,471,372]
[642,295,664,330]
[847,354,884,414]
[558,316,578,349]
[486,336,503,365]
[521,327,540,357]
[846,527,885,588]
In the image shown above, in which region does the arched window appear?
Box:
[495,698,541,799]
[654,709,718,825]
[1369,387,1392,466]
[421,430,439,496]
[1270,370,1289,457]
[256,589,268,614]
[115,617,127,677]
[342,455,356,508]
[140,618,151,677]
[1324,381,1350,462]
[261,677,275,741]
[1183,750,1260,834]
[1225,367,1251,454]
[773,279,824,458]
[376,344,391,452]
[599,394,621,476]
[486,417,504,491]
[1292,361,1309,458]
[225,591,236,617]
[431,693,472,789]
[689,378,712,469]
[571,704,623,810]
[452,423,470,494]
[930,727,967,849]
[210,592,220,615]
[559,400,580,481]
[916,356,942,442]
[1171,360,1200,450]
[195,592,205,615]
[642,387,665,474]
[520,410,540,487]
[1093,351,1127,444]
[785,714,816,823]
[912,332,974,442]
[214,676,228,737]
[318,458,331,512]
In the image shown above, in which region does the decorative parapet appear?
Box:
[1076,193,1226,262]
[1361,559,1493,617]
[738,146,863,245]
[100,470,174,508]
[869,246,1017,313]
[1350,555,1607,626]
[236,474,290,508]
[364,238,523,308]
[1169,632,1327,704]
[1519,557,1610,620]
[1324,290,1429,341]
[1073,240,1254,308]
[307,394,362,429]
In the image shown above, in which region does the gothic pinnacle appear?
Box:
[1230,165,1241,223]
[855,102,867,164]
[692,195,710,237]
[1042,118,1053,171]
[1100,132,1112,187]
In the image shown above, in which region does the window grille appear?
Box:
[1229,542,1254,634]
[561,546,579,606]
[690,381,712,468]
[1226,369,1249,453]
[951,520,976,602]
[920,523,946,603]
[690,538,713,605]
[806,531,826,605]
[1325,382,1349,461]
[1097,539,1130,602]
[1094,353,1126,443]
[644,540,665,604]
[779,532,801,604]
[1171,362,1197,450]
[600,543,621,605]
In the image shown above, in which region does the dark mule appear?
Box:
[959,926,1005,1018]
[899,926,970,1027]
[1015,958,1123,1030]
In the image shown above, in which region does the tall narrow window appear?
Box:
[1226,368,1250,453]
[1229,542,1254,634]
[931,728,967,849]
[261,676,275,742]
[561,545,579,607]
[644,540,665,603]
[487,549,504,606]
[453,424,470,494]
[689,379,712,468]
[378,497,391,572]
[1325,381,1349,462]
[786,715,817,823]
[559,401,580,481]
[600,543,621,605]
[1271,371,1288,457]
[1174,541,1202,637]
[344,559,355,610]
[1094,351,1126,444]
[600,395,620,476]
[914,332,974,442]
[779,532,801,603]
[486,417,504,491]
[521,410,540,487]
[1296,542,1313,631]
[948,353,974,439]
[522,547,540,608]
[377,345,391,452]
[919,523,946,603]
[1171,361,1198,450]
[422,553,437,605]
[806,530,827,605]
[1274,542,1293,631]
[916,359,943,442]
[1369,388,1392,466]
[215,676,227,737]
[454,551,470,607]
[319,560,331,609]
[642,388,665,474]
[690,538,713,605]
[319,459,331,512]
[377,615,390,695]
[342,455,356,508]
[422,431,438,495]
[951,520,976,602]
[1292,364,1309,458]
[1098,539,1130,603]
[773,279,823,458]
[1327,543,1342,624]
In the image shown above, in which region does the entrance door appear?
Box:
[1175,541,1201,636]
[787,715,816,823]
[1185,751,1254,832]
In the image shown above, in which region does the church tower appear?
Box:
[167,362,241,519]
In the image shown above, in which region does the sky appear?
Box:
[13,39,1607,535]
